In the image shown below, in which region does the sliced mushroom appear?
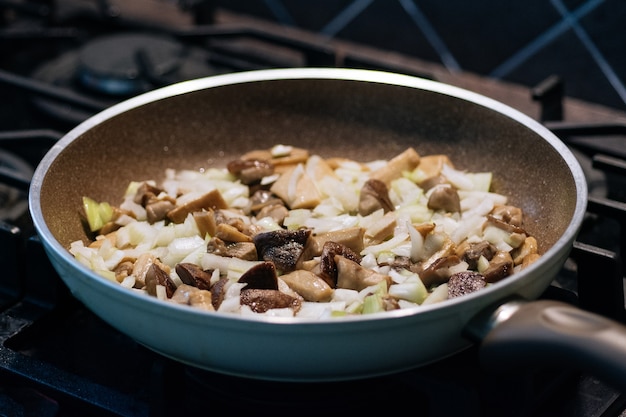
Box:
[252,228,311,272]
[448,271,486,298]
[240,288,302,314]
[171,283,198,304]
[416,154,454,179]
[458,240,497,270]
[188,289,214,310]
[167,189,229,223]
[210,277,229,310]
[335,255,391,292]
[133,182,164,205]
[207,237,258,261]
[237,261,279,290]
[280,269,333,302]
[363,211,397,245]
[131,252,157,288]
[491,204,523,227]
[145,262,177,298]
[255,203,290,225]
[241,146,309,173]
[145,199,177,224]
[215,223,252,242]
[319,241,362,287]
[132,182,177,224]
[175,263,213,290]
[358,179,395,216]
[486,214,526,235]
[250,190,282,211]
[369,147,421,186]
[512,236,539,265]
[113,258,134,283]
[418,255,462,287]
[298,227,365,265]
[170,284,214,310]
[193,210,217,237]
[227,158,275,184]
[270,165,321,209]
[483,251,514,283]
[427,184,461,213]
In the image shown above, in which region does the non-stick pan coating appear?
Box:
[40,76,574,252]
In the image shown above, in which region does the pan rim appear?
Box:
[28,67,588,325]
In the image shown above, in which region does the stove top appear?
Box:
[1,2,625,416]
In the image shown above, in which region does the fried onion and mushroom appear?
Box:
[73,145,540,318]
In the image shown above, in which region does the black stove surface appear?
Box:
[1,1,626,416]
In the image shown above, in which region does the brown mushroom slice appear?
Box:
[358,179,395,216]
[175,263,213,290]
[269,164,321,209]
[319,241,362,287]
[215,223,252,243]
[145,199,176,224]
[522,253,541,268]
[255,203,290,225]
[113,258,134,283]
[299,227,365,264]
[167,189,229,224]
[427,184,461,213]
[207,237,258,261]
[363,211,397,245]
[210,277,229,310]
[252,228,311,273]
[131,252,158,288]
[369,147,421,186]
[145,263,177,298]
[133,182,165,205]
[418,255,462,287]
[491,204,524,227]
[280,269,333,302]
[171,284,215,310]
[188,290,214,310]
[241,146,309,173]
[512,236,539,265]
[486,214,526,235]
[335,255,391,292]
[457,240,497,270]
[416,154,454,179]
[240,288,302,314]
[171,283,198,304]
[483,251,514,283]
[193,210,217,238]
[249,190,282,211]
[237,261,279,290]
[227,158,275,184]
[448,271,486,298]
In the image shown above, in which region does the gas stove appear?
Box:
[1,2,625,416]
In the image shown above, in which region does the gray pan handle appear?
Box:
[464,298,626,392]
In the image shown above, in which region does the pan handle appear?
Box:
[464,298,626,392]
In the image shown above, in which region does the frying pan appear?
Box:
[28,68,626,386]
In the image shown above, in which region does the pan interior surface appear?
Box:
[39,74,577,253]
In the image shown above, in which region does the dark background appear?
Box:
[215,0,626,112]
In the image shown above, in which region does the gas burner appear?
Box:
[78,33,192,96]
[0,149,33,222]
[29,32,223,126]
